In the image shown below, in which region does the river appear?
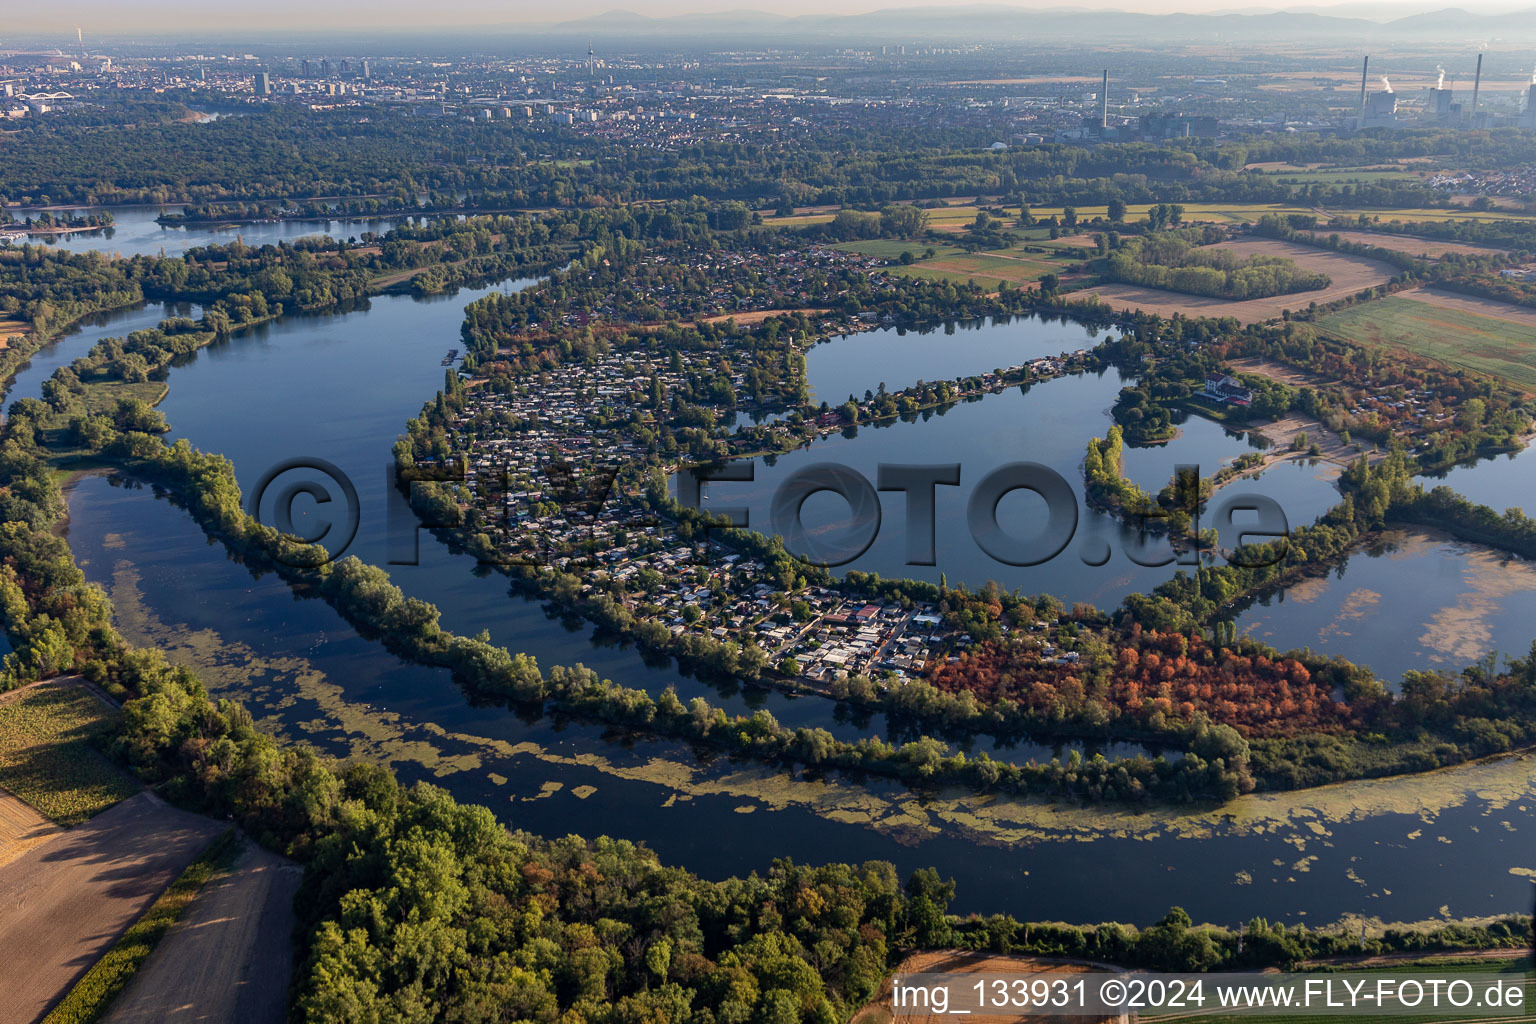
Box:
[6,263,1532,926]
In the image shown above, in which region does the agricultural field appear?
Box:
[1317,292,1536,393]
[1263,167,1423,186]
[0,790,59,869]
[852,950,1105,1024]
[833,240,1083,288]
[769,198,1536,237]
[0,792,224,1024]
[889,251,1073,288]
[100,841,301,1024]
[1315,229,1505,259]
[0,681,139,826]
[1079,237,1398,324]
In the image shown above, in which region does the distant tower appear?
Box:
[1357,55,1370,128]
[76,26,85,58]
[320,58,331,78]
[1101,68,1109,129]
[301,59,311,78]
[1471,53,1484,119]
[361,59,371,81]
[588,40,595,77]
[255,71,271,96]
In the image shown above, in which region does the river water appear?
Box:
[7,244,1533,925]
[7,204,408,258]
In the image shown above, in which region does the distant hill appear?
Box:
[534,4,1536,44]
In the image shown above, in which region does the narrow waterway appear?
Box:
[6,259,1530,925]
[63,472,1536,926]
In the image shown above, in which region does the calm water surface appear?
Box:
[64,473,1536,925]
[9,204,408,258]
[18,277,1536,923]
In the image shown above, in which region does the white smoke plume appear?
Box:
[1380,75,1393,93]
[1436,65,1446,89]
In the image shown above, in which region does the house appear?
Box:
[1203,372,1254,407]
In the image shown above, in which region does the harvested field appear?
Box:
[0,789,60,870]
[1225,356,1334,388]
[853,950,1122,1024]
[699,308,830,326]
[1078,238,1397,324]
[1317,293,1536,393]
[0,792,223,1024]
[1313,230,1504,259]
[102,840,302,1024]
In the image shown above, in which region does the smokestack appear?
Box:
[1472,53,1484,117]
[1358,55,1370,128]
[1101,69,1109,129]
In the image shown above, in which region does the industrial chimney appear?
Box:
[1358,56,1370,129]
[1471,53,1484,119]
[1101,69,1109,129]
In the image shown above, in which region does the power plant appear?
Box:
[1351,52,1531,132]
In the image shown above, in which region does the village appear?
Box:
[436,264,1099,691]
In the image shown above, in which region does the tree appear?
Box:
[1107,197,1127,222]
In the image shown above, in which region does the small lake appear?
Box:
[6,204,411,258]
[805,315,1110,404]
[716,370,1345,612]
[1423,444,1536,519]
[1237,528,1536,683]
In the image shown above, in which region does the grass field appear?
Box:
[1266,168,1421,185]
[769,200,1536,233]
[831,239,936,260]
[832,239,1082,288]
[75,380,169,416]
[1317,295,1536,393]
[0,684,139,825]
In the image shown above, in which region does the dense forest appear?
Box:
[1,105,1515,214]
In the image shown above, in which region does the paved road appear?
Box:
[103,839,302,1024]
[0,792,223,1024]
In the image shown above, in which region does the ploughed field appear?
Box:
[0,792,224,1024]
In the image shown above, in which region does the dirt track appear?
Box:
[102,840,301,1024]
[853,950,1124,1024]
[1079,238,1397,325]
[0,792,222,1024]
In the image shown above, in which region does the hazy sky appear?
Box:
[12,0,1535,36]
